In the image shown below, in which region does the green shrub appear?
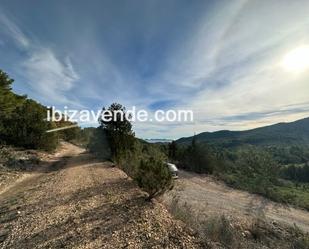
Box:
[99,103,135,164]
[134,157,172,200]
[0,69,60,151]
[175,136,216,174]
[87,128,111,160]
[93,103,173,200]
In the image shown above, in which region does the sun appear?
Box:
[282,46,309,73]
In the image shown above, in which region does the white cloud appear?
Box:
[0,12,29,48]
[0,12,81,107]
[1,1,309,139]
[22,48,80,105]
[136,0,309,138]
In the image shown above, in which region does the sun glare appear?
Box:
[282,46,309,73]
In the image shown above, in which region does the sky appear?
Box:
[0,0,309,139]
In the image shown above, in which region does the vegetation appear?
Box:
[92,103,172,200]
[0,69,172,200]
[168,195,309,249]
[135,158,172,200]
[0,69,82,151]
[280,163,309,182]
[221,149,279,195]
[99,103,135,163]
[87,127,111,159]
[0,70,57,150]
[266,145,309,165]
[169,136,216,174]
[168,134,309,210]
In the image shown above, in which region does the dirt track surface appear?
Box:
[0,143,199,249]
[162,171,309,232]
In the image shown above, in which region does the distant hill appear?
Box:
[177,117,309,147]
[144,139,173,144]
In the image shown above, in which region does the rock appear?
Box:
[242,230,252,238]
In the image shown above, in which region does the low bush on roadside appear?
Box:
[135,157,172,200]
[90,103,173,201]
[293,235,309,249]
[167,195,309,249]
[4,157,39,171]
[87,128,111,160]
[199,215,242,248]
[169,197,194,225]
[167,196,241,247]
[0,146,41,171]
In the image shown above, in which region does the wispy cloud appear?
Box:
[133,0,309,138]
[0,11,29,49]
[0,11,81,106]
[22,49,80,104]
[1,1,309,138]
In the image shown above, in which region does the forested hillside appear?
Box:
[167,119,309,211]
[177,118,309,147]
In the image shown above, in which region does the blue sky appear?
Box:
[1,0,309,139]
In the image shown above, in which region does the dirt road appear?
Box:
[0,143,199,249]
[162,171,309,232]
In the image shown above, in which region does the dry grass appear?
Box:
[166,194,309,249]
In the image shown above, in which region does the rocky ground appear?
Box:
[0,143,201,249]
[0,144,58,193]
[2,143,308,249]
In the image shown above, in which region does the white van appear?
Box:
[166,163,179,179]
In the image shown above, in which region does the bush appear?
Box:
[93,103,173,201]
[293,235,309,249]
[223,149,280,196]
[99,103,135,163]
[2,99,59,151]
[134,157,172,200]
[169,197,195,226]
[175,137,216,174]
[87,128,111,159]
[281,163,309,183]
[200,215,239,247]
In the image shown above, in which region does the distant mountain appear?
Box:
[177,117,309,147]
[145,139,173,144]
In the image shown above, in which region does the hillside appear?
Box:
[177,117,309,147]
